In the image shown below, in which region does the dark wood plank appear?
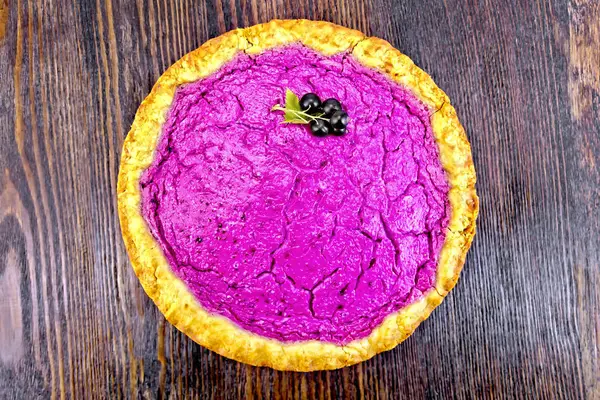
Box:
[0,0,598,398]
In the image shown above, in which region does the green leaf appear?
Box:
[283,89,303,123]
[285,89,301,111]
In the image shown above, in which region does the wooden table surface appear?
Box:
[1,0,599,398]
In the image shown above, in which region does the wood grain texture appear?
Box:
[0,0,598,398]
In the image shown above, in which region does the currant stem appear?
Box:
[272,105,329,122]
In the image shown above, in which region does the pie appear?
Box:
[117,19,478,371]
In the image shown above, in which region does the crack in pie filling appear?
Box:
[118,20,478,370]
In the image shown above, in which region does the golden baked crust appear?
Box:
[117,19,479,371]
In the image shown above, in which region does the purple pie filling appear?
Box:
[140,45,450,345]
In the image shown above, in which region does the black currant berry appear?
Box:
[329,110,349,129]
[300,93,321,114]
[331,126,346,136]
[322,99,342,117]
[310,119,330,137]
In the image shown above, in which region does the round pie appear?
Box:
[117,19,478,371]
